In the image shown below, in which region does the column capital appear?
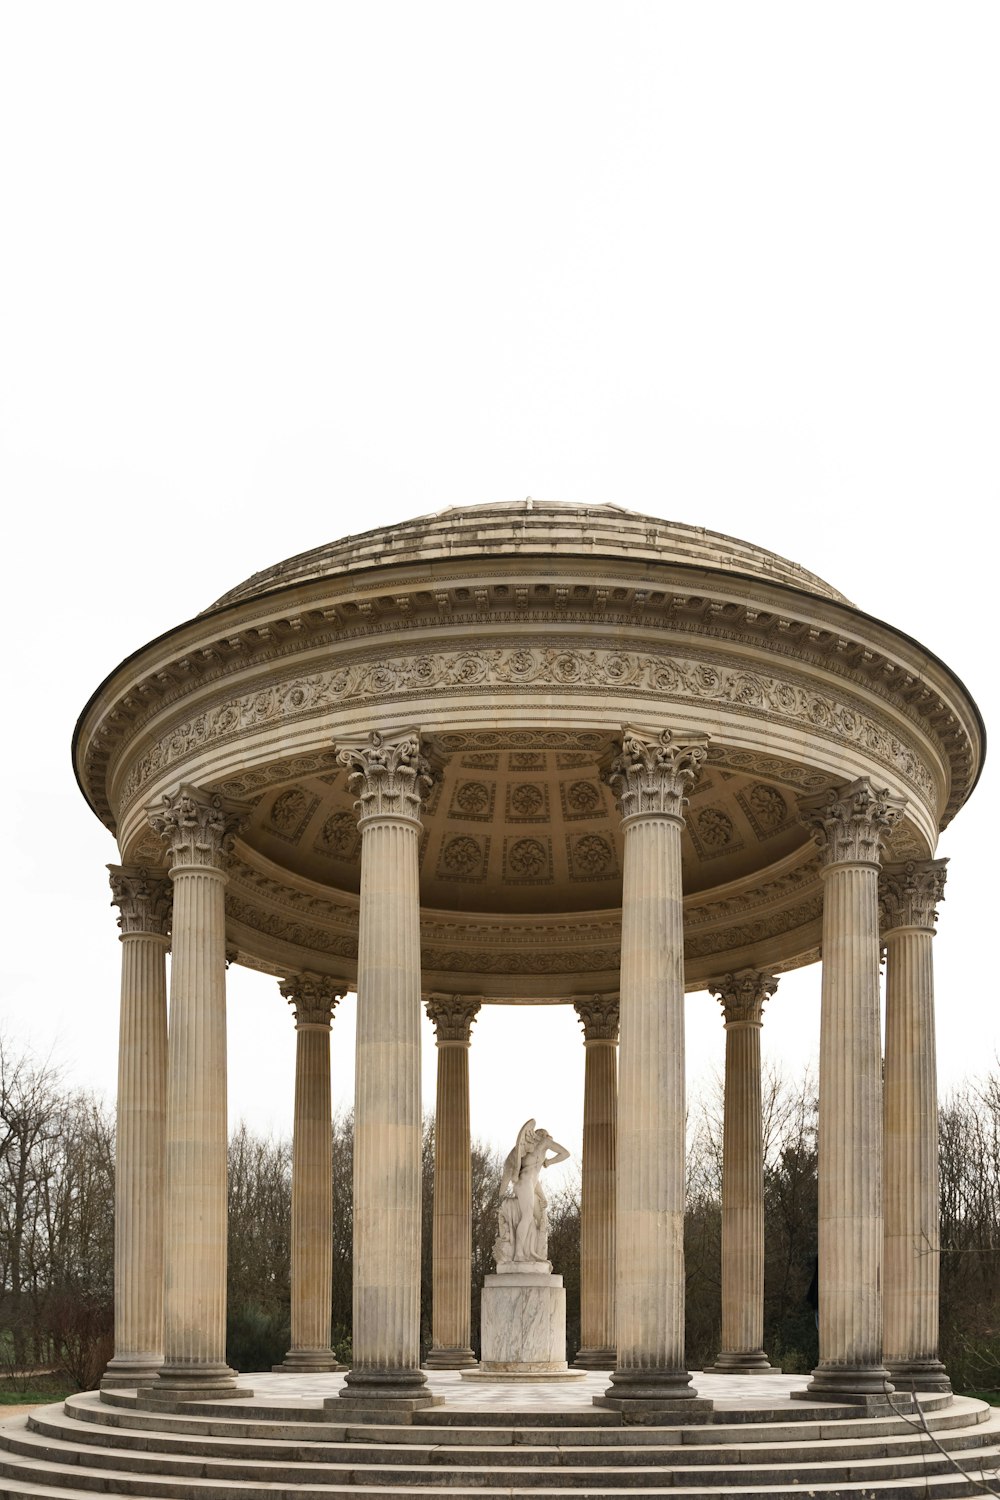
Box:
[709,970,778,1028]
[147,784,249,872]
[573,993,620,1043]
[336,728,433,827]
[606,725,709,822]
[280,972,347,1028]
[108,864,172,938]
[424,993,481,1045]
[800,777,906,868]
[880,858,948,934]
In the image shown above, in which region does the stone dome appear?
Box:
[209,499,852,612]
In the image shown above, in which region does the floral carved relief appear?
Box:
[567,833,618,880]
[437,835,489,881]
[504,836,551,881]
[114,645,937,817]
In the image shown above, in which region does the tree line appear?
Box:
[2,1035,998,1393]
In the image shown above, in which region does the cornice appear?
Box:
[75,559,982,839]
[106,635,941,834]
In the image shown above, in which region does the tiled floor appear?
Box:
[241,1367,810,1413]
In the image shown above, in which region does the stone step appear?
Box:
[64,1390,988,1448]
[27,1402,1000,1471]
[3,1415,1000,1494]
[411,1392,959,1426]
[3,1445,1000,1500]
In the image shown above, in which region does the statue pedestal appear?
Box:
[460,1266,585,1382]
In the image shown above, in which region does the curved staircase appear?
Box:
[2,1376,999,1498]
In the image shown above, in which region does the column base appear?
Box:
[422,1347,478,1370]
[886,1358,952,1394]
[793,1362,901,1406]
[594,1367,713,1419]
[704,1350,783,1374]
[100,1354,163,1390]
[331,1367,443,1417]
[143,1362,253,1403]
[273,1348,346,1373]
[573,1346,617,1370]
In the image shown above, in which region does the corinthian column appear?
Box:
[147,784,250,1399]
[798,777,905,1403]
[276,973,346,1373]
[101,867,171,1389]
[423,993,481,1370]
[705,970,780,1375]
[598,725,711,1414]
[573,993,618,1371]
[881,859,951,1392]
[334,729,437,1410]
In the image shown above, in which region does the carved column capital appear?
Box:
[280,973,347,1029]
[880,858,948,934]
[424,993,481,1045]
[573,993,620,1043]
[606,725,708,822]
[800,777,906,867]
[335,728,432,827]
[147,784,248,871]
[709,970,778,1028]
[108,865,172,938]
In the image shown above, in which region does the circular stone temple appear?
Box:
[74,498,984,1411]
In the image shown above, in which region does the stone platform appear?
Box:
[2,1369,999,1498]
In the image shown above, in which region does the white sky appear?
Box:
[1,3,996,1162]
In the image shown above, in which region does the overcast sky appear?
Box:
[1,3,996,1162]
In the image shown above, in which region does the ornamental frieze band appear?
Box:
[113,641,937,817]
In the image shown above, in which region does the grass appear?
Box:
[0,1374,76,1405]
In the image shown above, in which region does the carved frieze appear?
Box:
[879,859,948,933]
[113,645,937,819]
[607,726,709,821]
[108,865,172,937]
[424,993,482,1043]
[226,895,359,959]
[420,944,621,975]
[685,898,822,959]
[800,777,906,867]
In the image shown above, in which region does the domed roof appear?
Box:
[209,500,851,611]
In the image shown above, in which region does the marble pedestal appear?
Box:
[461,1265,585,1382]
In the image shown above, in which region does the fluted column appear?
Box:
[881,859,951,1392]
[101,867,171,1389]
[598,725,710,1413]
[705,970,780,1374]
[572,993,618,1370]
[147,784,250,1399]
[334,729,436,1409]
[275,973,346,1373]
[798,777,905,1403]
[423,993,481,1370]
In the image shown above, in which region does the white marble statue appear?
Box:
[493,1118,570,1267]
